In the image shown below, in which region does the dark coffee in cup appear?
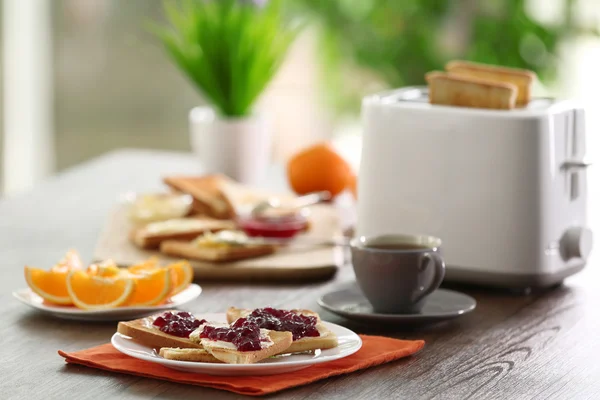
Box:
[350,234,445,314]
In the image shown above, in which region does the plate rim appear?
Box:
[318,287,477,320]
[12,283,202,315]
[111,316,363,371]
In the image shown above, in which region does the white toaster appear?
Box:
[357,87,593,289]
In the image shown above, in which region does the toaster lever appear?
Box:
[561,160,592,170]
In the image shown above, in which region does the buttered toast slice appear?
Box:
[130,218,236,249]
[117,312,220,363]
[426,71,517,110]
[159,348,221,363]
[226,307,338,354]
[160,240,275,262]
[189,323,293,364]
[445,60,536,105]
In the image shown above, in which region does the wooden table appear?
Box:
[3,150,600,399]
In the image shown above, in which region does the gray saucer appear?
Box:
[318,285,476,325]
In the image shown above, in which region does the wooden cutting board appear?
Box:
[93,204,344,283]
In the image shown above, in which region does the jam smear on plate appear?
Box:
[199,318,268,352]
[152,311,206,338]
[244,307,320,340]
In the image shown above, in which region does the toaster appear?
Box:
[357,87,593,289]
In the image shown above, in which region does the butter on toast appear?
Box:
[445,60,536,105]
[159,347,221,363]
[160,240,276,262]
[130,218,236,249]
[189,324,293,364]
[426,71,517,110]
[116,313,220,363]
[226,307,338,354]
[163,175,236,219]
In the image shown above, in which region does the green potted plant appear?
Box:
[154,0,301,184]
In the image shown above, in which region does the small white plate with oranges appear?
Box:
[13,250,201,321]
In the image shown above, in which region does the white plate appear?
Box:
[111,313,362,376]
[12,283,202,321]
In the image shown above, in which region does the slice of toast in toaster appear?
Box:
[445,60,536,105]
[426,71,517,110]
[130,217,236,249]
[226,307,338,354]
[160,240,276,263]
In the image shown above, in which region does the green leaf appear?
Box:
[150,0,301,117]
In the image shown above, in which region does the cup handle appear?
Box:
[415,252,446,303]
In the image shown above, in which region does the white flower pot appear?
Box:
[189,107,272,185]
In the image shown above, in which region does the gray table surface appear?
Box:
[3,149,600,400]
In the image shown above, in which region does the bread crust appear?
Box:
[160,240,276,262]
[426,71,517,110]
[445,60,535,105]
[225,307,338,353]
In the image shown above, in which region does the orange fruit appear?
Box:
[87,260,122,278]
[25,266,73,305]
[51,249,83,273]
[168,261,194,296]
[127,257,159,275]
[66,270,135,310]
[287,143,353,198]
[126,268,172,306]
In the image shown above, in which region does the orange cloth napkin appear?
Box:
[58,335,424,396]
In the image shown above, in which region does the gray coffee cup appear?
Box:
[350,234,446,314]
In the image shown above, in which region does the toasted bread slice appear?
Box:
[445,60,536,105]
[163,175,235,219]
[426,71,517,110]
[226,307,338,354]
[160,240,276,262]
[116,312,218,359]
[189,326,293,364]
[159,347,222,363]
[130,218,236,249]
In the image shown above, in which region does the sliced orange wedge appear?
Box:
[51,249,83,273]
[127,257,159,275]
[66,270,135,310]
[126,268,172,306]
[25,266,73,305]
[87,260,122,278]
[168,261,194,296]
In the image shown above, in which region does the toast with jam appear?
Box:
[188,321,293,364]
[226,307,339,353]
[116,310,220,363]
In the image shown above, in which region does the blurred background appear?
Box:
[2,0,600,195]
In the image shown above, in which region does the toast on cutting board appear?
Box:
[163,175,236,219]
[226,307,339,353]
[163,174,297,219]
[445,60,536,105]
[426,71,518,110]
[160,239,276,262]
[130,217,236,249]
